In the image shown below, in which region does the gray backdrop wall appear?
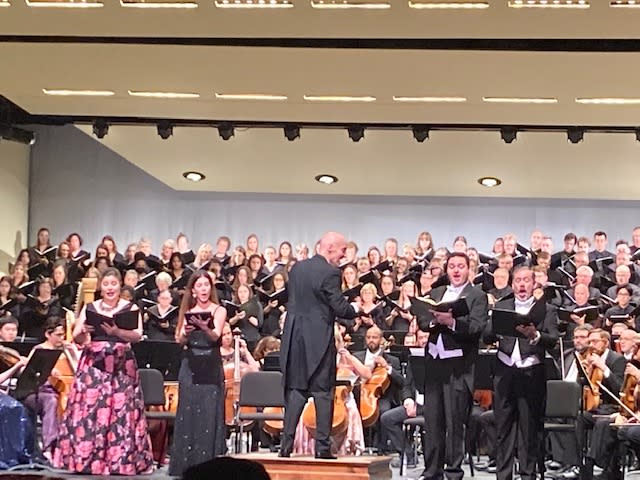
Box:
[28,125,640,255]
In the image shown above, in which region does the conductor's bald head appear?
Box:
[318,231,348,266]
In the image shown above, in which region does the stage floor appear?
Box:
[0,456,626,479]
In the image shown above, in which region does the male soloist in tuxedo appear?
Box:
[484,266,559,480]
[417,252,489,480]
[279,231,358,459]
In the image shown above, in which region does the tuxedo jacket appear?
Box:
[417,283,489,394]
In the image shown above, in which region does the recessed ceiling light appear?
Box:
[215,93,288,101]
[43,88,115,96]
[575,97,640,105]
[183,171,205,182]
[128,90,200,99]
[121,0,198,7]
[393,95,467,103]
[611,0,640,7]
[214,0,293,8]
[315,174,338,185]
[478,176,501,187]
[483,97,558,104]
[508,0,589,8]
[26,0,104,7]
[0,1,10,6]
[311,0,391,8]
[304,94,376,102]
[408,1,489,9]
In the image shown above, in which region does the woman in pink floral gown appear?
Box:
[51,268,153,475]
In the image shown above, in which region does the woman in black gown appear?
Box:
[169,270,227,476]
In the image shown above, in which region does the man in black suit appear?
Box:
[581,328,627,480]
[352,325,405,454]
[416,252,489,480]
[483,266,559,480]
[279,231,358,459]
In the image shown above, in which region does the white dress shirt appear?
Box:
[497,296,542,369]
[428,283,467,360]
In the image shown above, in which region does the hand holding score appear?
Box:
[515,324,538,340]
[432,309,454,328]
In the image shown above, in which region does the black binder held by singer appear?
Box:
[86,309,139,339]
[491,300,546,338]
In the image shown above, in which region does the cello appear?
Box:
[224,329,256,428]
[359,347,391,428]
[301,368,351,437]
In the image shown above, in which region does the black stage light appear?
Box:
[567,127,584,144]
[157,121,173,140]
[218,122,235,141]
[412,126,430,143]
[284,124,300,141]
[92,119,109,139]
[0,125,35,145]
[348,126,365,142]
[500,126,517,144]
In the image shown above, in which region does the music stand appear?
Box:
[475,349,496,391]
[8,349,60,472]
[263,352,280,372]
[12,349,60,401]
[132,340,183,381]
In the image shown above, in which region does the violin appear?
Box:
[0,346,21,370]
[620,347,640,419]
[576,347,604,411]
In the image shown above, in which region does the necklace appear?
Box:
[100,300,119,312]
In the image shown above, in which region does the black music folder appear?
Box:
[491,300,546,338]
[86,309,139,338]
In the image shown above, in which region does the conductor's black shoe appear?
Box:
[315,451,338,460]
[278,450,291,458]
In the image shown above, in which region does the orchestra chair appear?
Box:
[138,368,176,421]
[541,380,582,477]
[236,371,285,453]
[400,415,425,476]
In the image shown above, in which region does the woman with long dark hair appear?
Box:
[169,271,227,476]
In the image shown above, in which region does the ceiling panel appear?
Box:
[0,1,639,39]
[3,43,640,126]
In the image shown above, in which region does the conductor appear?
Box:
[279,231,358,459]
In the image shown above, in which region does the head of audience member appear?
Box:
[0,316,18,342]
[248,254,264,275]
[616,242,631,256]
[588,328,611,355]
[593,231,608,253]
[57,241,71,259]
[37,278,53,301]
[532,265,548,287]
[466,248,479,265]
[124,243,137,263]
[563,233,577,254]
[512,267,534,301]
[452,236,467,254]
[0,276,11,300]
[492,267,510,290]
[615,265,632,286]
[246,234,259,255]
[574,284,590,307]
[365,325,385,354]
[415,329,429,348]
[52,262,67,287]
[497,253,514,272]
[530,230,543,251]
[575,266,594,287]
[170,252,185,272]
[572,324,593,354]
[446,253,470,288]
[536,252,551,271]
[36,227,50,249]
[155,272,172,292]
[360,283,378,307]
[181,457,271,480]
[318,232,348,267]
[263,246,277,265]
[341,264,358,289]
[272,271,287,292]
[395,257,409,276]
[133,252,148,274]
[138,238,153,257]
[123,269,139,289]
[157,289,172,309]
